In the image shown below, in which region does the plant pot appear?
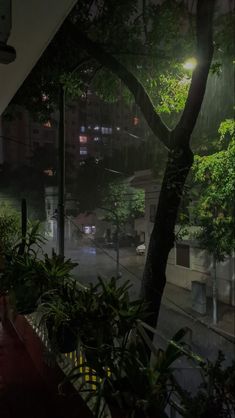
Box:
[46,320,78,353]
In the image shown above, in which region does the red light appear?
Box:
[133,116,139,126]
[79,135,88,143]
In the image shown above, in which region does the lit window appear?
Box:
[93,137,100,142]
[43,169,53,177]
[94,125,100,131]
[43,121,51,128]
[133,116,139,126]
[83,225,96,234]
[176,243,190,268]
[42,93,49,102]
[116,126,120,131]
[80,126,86,132]
[101,127,112,134]
[79,135,88,144]
[80,147,87,155]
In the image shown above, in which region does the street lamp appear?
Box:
[183,57,197,71]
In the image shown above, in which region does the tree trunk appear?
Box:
[142,144,194,328]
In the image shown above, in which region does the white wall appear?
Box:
[167,246,235,305]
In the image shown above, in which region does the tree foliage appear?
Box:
[0,203,21,254]
[192,120,235,261]
[102,181,144,226]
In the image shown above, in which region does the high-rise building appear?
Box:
[1,91,146,171]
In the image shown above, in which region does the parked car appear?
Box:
[136,243,145,255]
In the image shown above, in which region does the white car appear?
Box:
[136,243,145,255]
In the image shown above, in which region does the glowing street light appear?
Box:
[183,57,197,70]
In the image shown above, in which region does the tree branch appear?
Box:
[173,0,215,145]
[67,22,170,149]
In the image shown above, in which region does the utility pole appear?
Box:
[116,215,120,279]
[58,84,65,257]
[212,254,217,325]
[212,206,218,325]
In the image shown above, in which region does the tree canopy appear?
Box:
[192,119,235,261]
[102,182,145,226]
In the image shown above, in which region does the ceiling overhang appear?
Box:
[0,0,77,115]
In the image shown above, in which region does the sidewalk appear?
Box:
[162,282,235,340]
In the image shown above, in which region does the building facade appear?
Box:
[131,169,235,307]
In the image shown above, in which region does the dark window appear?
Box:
[149,204,156,222]
[33,129,39,134]
[176,243,190,268]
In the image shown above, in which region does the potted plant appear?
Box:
[58,279,189,417]
[1,222,78,315]
[63,316,189,418]
[37,280,82,353]
[73,277,148,370]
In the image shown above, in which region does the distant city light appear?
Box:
[43,120,52,128]
[80,146,87,155]
[79,135,87,143]
[94,125,100,130]
[80,126,86,133]
[183,57,197,70]
[42,93,49,102]
[133,116,139,126]
[93,137,100,142]
[116,126,120,131]
[101,127,112,134]
[43,169,53,176]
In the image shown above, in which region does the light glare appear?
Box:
[183,57,197,70]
